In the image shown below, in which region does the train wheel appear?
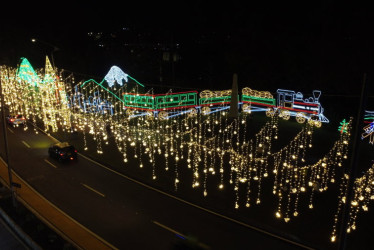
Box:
[314,120,322,128]
[146,111,154,120]
[242,103,251,113]
[187,108,197,117]
[266,108,275,117]
[308,118,315,126]
[296,112,306,123]
[201,106,211,115]
[158,111,168,120]
[200,90,213,98]
[280,110,290,120]
[125,109,134,117]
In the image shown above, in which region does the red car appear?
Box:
[6,114,26,126]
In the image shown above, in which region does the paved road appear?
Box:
[0,123,313,250]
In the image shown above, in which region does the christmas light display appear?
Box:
[15,57,40,86]
[339,119,349,134]
[69,84,114,115]
[103,65,145,88]
[241,87,329,127]
[2,57,371,246]
[362,122,374,144]
[364,110,374,124]
[123,91,199,119]
[104,66,129,87]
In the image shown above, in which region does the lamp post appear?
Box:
[31,38,60,69]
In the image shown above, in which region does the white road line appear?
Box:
[81,183,105,197]
[33,123,312,249]
[153,221,210,249]
[78,153,313,249]
[153,221,185,237]
[7,127,14,134]
[21,140,31,148]
[44,159,57,169]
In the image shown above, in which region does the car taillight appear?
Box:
[74,150,77,152]
[60,153,64,156]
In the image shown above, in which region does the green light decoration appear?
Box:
[81,79,125,104]
[123,93,155,110]
[364,110,374,123]
[242,95,276,107]
[15,57,40,86]
[123,91,198,111]
[338,119,349,134]
[155,92,197,109]
[128,75,145,88]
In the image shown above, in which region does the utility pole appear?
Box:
[0,69,17,208]
[338,73,369,250]
[228,73,239,118]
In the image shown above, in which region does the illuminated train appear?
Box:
[121,87,329,126]
[68,66,328,126]
[241,87,329,127]
[122,89,232,119]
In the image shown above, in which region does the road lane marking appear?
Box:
[36,125,312,250]
[153,221,210,249]
[21,140,31,148]
[44,159,57,169]
[7,127,14,134]
[79,153,313,250]
[153,221,184,236]
[81,183,105,197]
[0,157,119,250]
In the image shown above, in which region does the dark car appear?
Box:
[48,142,78,162]
[6,114,26,126]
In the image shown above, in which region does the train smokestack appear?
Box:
[313,90,321,102]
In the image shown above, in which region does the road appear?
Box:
[0,122,312,250]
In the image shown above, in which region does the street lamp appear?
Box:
[31,38,60,69]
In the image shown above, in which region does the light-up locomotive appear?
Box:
[241,87,329,127]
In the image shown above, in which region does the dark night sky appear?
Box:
[1,1,373,95]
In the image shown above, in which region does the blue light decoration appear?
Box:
[69,83,114,115]
[104,66,128,87]
[104,65,145,88]
[69,66,145,115]
[362,121,374,144]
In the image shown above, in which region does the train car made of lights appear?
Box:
[122,91,199,119]
[122,89,234,119]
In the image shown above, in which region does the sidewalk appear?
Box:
[0,159,117,250]
[0,206,30,250]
